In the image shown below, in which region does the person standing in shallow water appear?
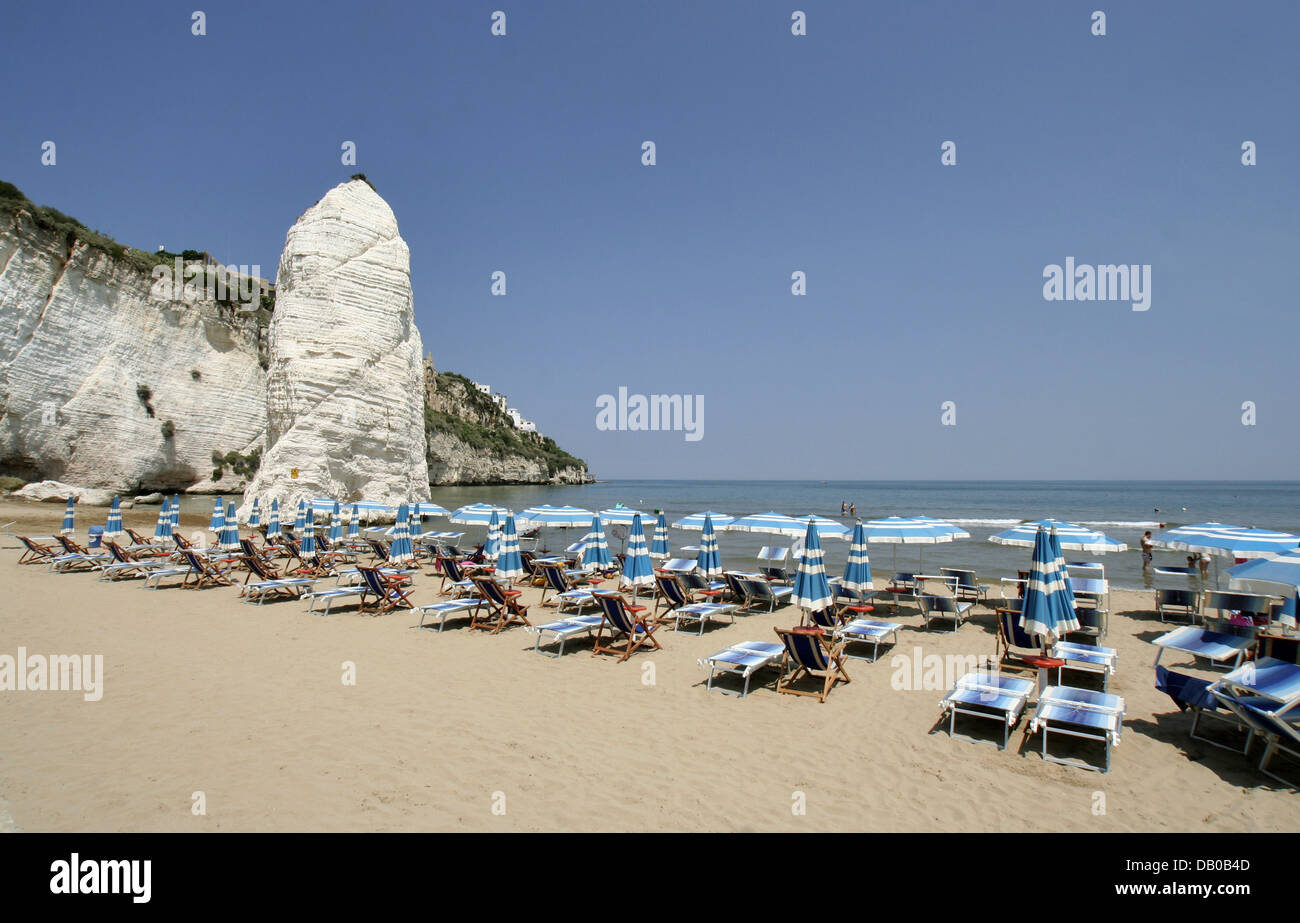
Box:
[1141,531,1153,570]
[849,503,856,517]
[841,501,847,516]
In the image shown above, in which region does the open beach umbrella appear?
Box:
[1020,526,1079,643]
[449,503,511,526]
[154,497,172,540]
[388,503,414,565]
[990,519,1127,553]
[517,505,594,550]
[620,513,655,596]
[209,498,225,532]
[61,496,76,535]
[792,518,833,612]
[346,503,360,540]
[329,501,343,544]
[673,511,735,531]
[103,496,124,540]
[170,495,180,533]
[218,501,239,550]
[795,514,850,541]
[728,512,806,537]
[581,513,613,569]
[650,513,670,558]
[841,520,873,592]
[1152,522,1299,560]
[414,501,450,518]
[248,498,261,529]
[1227,547,1300,629]
[599,507,648,525]
[861,515,968,573]
[483,509,503,561]
[495,514,524,581]
[696,514,723,578]
[267,499,281,539]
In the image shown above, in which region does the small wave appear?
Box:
[946,519,1021,525]
[1078,520,1162,528]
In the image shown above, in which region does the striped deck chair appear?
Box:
[240,554,317,604]
[357,565,414,615]
[740,578,793,612]
[538,562,599,613]
[773,627,850,703]
[435,555,478,598]
[99,541,177,581]
[16,536,59,566]
[591,591,661,663]
[469,575,531,634]
[525,613,605,657]
[51,535,109,572]
[653,573,690,619]
[806,607,901,662]
[679,570,725,600]
[179,550,235,589]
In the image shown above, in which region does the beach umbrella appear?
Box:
[1152,523,1299,560]
[517,505,595,550]
[1048,525,1077,612]
[860,515,968,574]
[449,503,512,526]
[728,512,806,537]
[267,499,281,539]
[407,501,423,540]
[219,501,239,550]
[650,513,670,558]
[103,496,124,540]
[1020,526,1079,643]
[329,501,343,544]
[581,513,613,569]
[841,520,873,592]
[209,498,225,532]
[495,514,524,581]
[620,513,655,596]
[673,511,735,531]
[414,502,450,518]
[1227,547,1300,629]
[599,507,649,525]
[990,519,1127,553]
[346,503,360,540]
[791,518,833,612]
[483,509,503,561]
[696,514,723,578]
[61,496,76,535]
[299,518,317,557]
[170,495,180,533]
[294,499,307,535]
[154,497,172,540]
[794,514,850,541]
[388,503,414,565]
[248,498,261,529]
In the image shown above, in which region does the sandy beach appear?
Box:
[1,497,1296,833]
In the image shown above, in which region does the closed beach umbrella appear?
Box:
[104,496,124,540]
[294,499,307,535]
[1227,547,1300,629]
[841,520,873,592]
[621,513,655,595]
[154,497,172,540]
[407,501,423,540]
[1153,522,1299,560]
[483,509,502,561]
[61,496,76,535]
[792,518,833,612]
[170,495,180,534]
[650,513,670,559]
[388,503,414,565]
[209,498,225,532]
[329,501,343,543]
[495,514,524,581]
[673,511,735,531]
[696,514,723,578]
[1020,526,1079,642]
[248,498,261,529]
[220,501,239,550]
[1048,525,1077,612]
[991,519,1127,553]
[581,513,612,569]
[346,503,360,540]
[299,519,317,557]
[728,512,805,537]
[267,499,281,539]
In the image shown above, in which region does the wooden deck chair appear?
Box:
[773,627,851,703]
[179,550,235,589]
[357,565,414,615]
[591,591,661,663]
[98,540,175,581]
[994,602,1044,677]
[469,575,531,633]
[125,527,155,547]
[435,554,478,597]
[16,535,58,565]
[654,573,691,618]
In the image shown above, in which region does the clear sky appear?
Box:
[3,1,1296,480]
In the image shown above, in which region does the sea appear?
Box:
[184,480,1300,591]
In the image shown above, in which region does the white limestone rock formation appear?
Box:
[240,180,430,514]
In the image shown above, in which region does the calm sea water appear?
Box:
[189,480,1300,590]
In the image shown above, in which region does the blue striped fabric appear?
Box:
[792,518,832,611]
[267,499,281,539]
[169,495,179,533]
[329,501,343,543]
[209,498,225,532]
[154,497,172,540]
[861,516,965,543]
[1228,546,1300,628]
[582,513,612,569]
[697,514,723,578]
[990,518,1126,552]
[294,499,307,535]
[248,498,261,529]
[495,514,524,580]
[449,503,511,525]
[795,514,850,541]
[414,502,450,517]
[299,522,316,556]
[1154,522,1300,559]
[518,505,595,528]
[650,513,670,558]
[599,507,648,525]
[219,501,240,550]
[61,496,76,535]
[346,503,360,540]
[621,513,655,590]
[728,512,804,536]
[484,509,502,561]
[674,511,735,531]
[1020,526,1079,641]
[841,520,873,591]
[1048,525,1077,611]
[388,503,414,565]
[407,500,423,539]
[103,496,124,540]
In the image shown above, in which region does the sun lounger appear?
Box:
[939,672,1035,750]
[1028,685,1126,772]
[740,578,793,612]
[917,593,973,632]
[1049,640,1118,691]
[98,541,177,581]
[1155,588,1199,623]
[834,617,901,662]
[658,558,697,575]
[416,597,483,632]
[756,546,791,583]
[1151,625,1253,671]
[699,641,786,697]
[941,567,988,605]
[142,563,196,589]
[673,601,737,635]
[525,614,605,657]
[1227,699,1300,786]
[303,585,369,614]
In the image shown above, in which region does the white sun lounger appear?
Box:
[526,614,605,657]
[142,565,196,589]
[1028,685,1126,772]
[417,598,482,632]
[699,641,786,697]
[303,585,368,615]
[940,672,1035,750]
[1049,640,1118,691]
[243,577,317,605]
[673,602,737,635]
[835,617,902,662]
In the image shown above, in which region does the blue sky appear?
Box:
[3,1,1297,480]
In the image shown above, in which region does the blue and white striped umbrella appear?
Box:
[651,513,670,558]
[599,507,649,525]
[674,511,735,531]
[388,503,414,565]
[582,513,613,569]
[621,513,655,592]
[728,512,805,537]
[294,499,307,534]
[1020,526,1079,642]
[219,501,239,550]
[407,500,423,540]
[449,503,511,526]
[154,497,172,540]
[990,519,1127,553]
[346,503,360,540]
[61,496,76,535]
[170,495,180,532]
[696,514,723,578]
[414,502,450,518]
[841,520,873,592]
[794,514,850,541]
[495,514,524,580]
[1048,524,1077,612]
[267,499,281,539]
[329,501,343,543]
[299,520,316,557]
[483,509,503,561]
[1228,547,1300,629]
[792,518,833,612]
[103,496,124,540]
[517,505,595,529]
[248,498,261,529]
[209,498,225,532]
[1153,522,1300,560]
[862,515,968,572]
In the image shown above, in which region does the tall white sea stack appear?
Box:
[241,179,429,513]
